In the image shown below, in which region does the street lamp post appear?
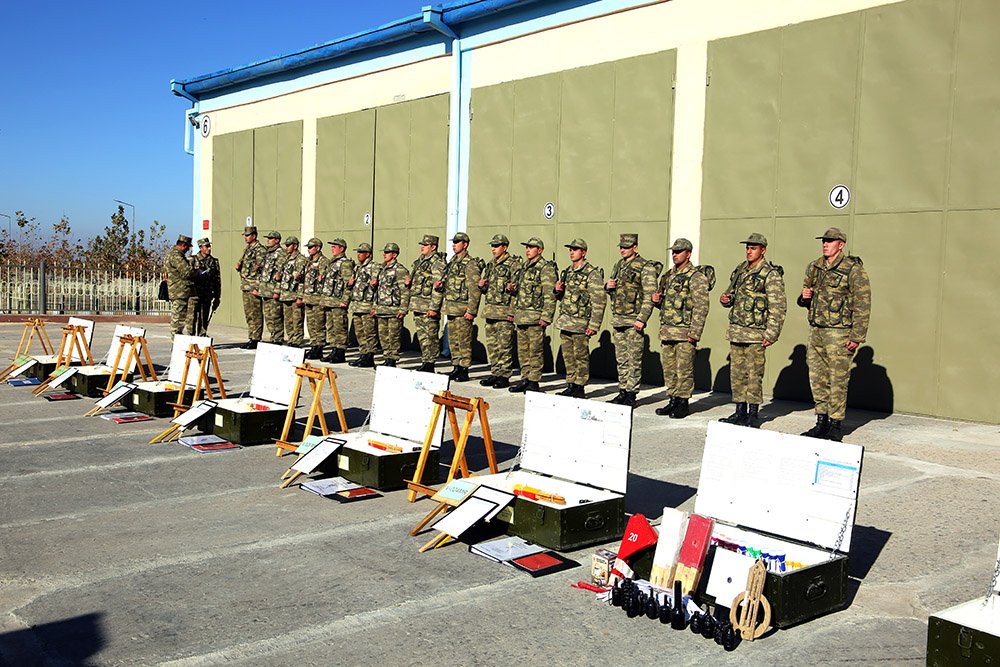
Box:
[113,199,136,229]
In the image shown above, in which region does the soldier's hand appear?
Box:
[339,302,348,309]
[370,278,378,287]
[404,277,412,287]
[846,340,860,352]
[633,320,645,331]
[478,278,487,288]
[606,278,617,290]
[273,293,281,300]
[507,315,514,322]
[651,291,662,304]
[294,271,302,280]
[506,282,516,293]
[433,280,443,289]
[555,281,564,292]
[720,293,732,305]
[427,310,437,317]
[761,339,773,348]
[585,328,596,337]
[235,261,242,271]
[464,312,475,321]
[295,298,303,306]
[688,337,697,344]
[539,319,549,327]
[251,288,259,297]
[396,312,405,320]
[801,287,813,300]
[370,308,376,317]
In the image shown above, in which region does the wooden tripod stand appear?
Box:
[275,364,348,457]
[32,324,94,395]
[104,334,158,394]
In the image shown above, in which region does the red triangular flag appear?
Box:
[617,513,659,562]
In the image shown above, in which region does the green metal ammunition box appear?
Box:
[203,404,286,446]
[128,387,180,418]
[502,494,626,551]
[338,447,439,491]
[927,599,1000,666]
[69,371,114,398]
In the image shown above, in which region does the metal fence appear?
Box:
[0,262,168,315]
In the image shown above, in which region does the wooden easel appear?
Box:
[31,324,93,395]
[406,391,498,503]
[275,364,348,458]
[168,344,226,415]
[104,334,158,393]
[0,319,53,381]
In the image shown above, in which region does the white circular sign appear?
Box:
[363,212,371,226]
[543,202,555,220]
[829,184,850,209]
[200,115,211,138]
[246,216,253,226]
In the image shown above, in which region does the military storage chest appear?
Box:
[128,334,212,417]
[475,393,632,551]
[201,342,304,445]
[694,422,863,628]
[337,366,449,491]
[69,324,146,397]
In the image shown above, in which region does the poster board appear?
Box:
[104,324,146,371]
[247,343,306,405]
[291,436,347,475]
[369,366,450,447]
[95,382,137,409]
[9,356,38,378]
[172,400,218,428]
[167,335,213,385]
[66,317,95,363]
[47,366,78,389]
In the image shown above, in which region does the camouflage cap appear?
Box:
[564,238,588,250]
[619,233,638,248]
[419,234,439,246]
[451,232,471,243]
[356,242,373,253]
[490,234,510,247]
[197,237,211,247]
[328,238,347,248]
[265,230,282,240]
[177,234,193,245]
[383,242,400,253]
[306,237,323,248]
[521,237,545,249]
[284,236,300,246]
[740,232,768,247]
[670,238,693,252]
[243,225,258,236]
[817,227,847,242]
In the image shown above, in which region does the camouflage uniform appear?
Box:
[656,262,711,400]
[479,242,521,383]
[608,247,660,393]
[350,252,380,358]
[408,243,446,365]
[302,242,330,351]
[322,244,355,359]
[372,253,410,363]
[442,247,483,370]
[554,252,606,388]
[259,238,285,345]
[164,240,196,337]
[798,231,871,425]
[511,243,557,385]
[191,242,220,337]
[236,230,267,343]
[278,239,308,346]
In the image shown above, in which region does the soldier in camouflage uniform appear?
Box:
[651,238,711,419]
[191,238,221,336]
[235,226,267,349]
[798,227,871,442]
[553,238,606,398]
[348,243,379,368]
[259,231,285,345]
[508,237,557,393]
[278,236,308,346]
[164,234,196,338]
[322,238,355,364]
[371,243,410,367]
[478,234,521,389]
[407,235,446,372]
[301,238,330,360]
[606,233,660,407]
[719,232,786,428]
[440,232,482,382]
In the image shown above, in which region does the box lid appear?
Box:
[694,422,863,553]
[67,317,95,363]
[166,335,213,385]
[248,343,305,405]
[519,393,632,494]
[369,366,449,446]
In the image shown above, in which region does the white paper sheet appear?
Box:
[96,382,137,409]
[171,400,218,427]
[431,497,498,539]
[292,436,347,474]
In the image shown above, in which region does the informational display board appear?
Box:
[292,436,347,475]
[103,324,146,371]
[369,366,449,447]
[47,366,78,389]
[248,343,305,405]
[694,422,863,553]
[95,382,137,409]
[171,400,218,428]
[67,317,96,362]
[520,393,632,494]
[166,335,213,385]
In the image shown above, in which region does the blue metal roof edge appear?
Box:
[171,0,546,100]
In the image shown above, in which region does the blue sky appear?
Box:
[0,0,421,244]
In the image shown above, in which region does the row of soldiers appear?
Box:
[219,225,870,442]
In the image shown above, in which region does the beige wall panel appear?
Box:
[511,74,562,225]
[854,0,956,214]
[212,134,234,235]
[407,95,450,228]
[315,115,347,236]
[253,125,278,231]
[344,110,376,233]
[702,29,781,220]
[374,102,412,230]
[276,122,303,233]
[854,212,942,415]
[213,231,242,328]
[948,0,1000,210]
[232,131,254,230]
[468,84,515,228]
[938,210,1000,422]
[775,13,861,216]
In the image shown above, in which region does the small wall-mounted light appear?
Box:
[188,114,201,129]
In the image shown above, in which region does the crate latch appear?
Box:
[584,512,605,531]
[958,627,973,658]
[805,577,827,601]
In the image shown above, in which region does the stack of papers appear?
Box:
[469,535,545,563]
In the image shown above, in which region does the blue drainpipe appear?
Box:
[171,81,199,157]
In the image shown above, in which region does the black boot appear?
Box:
[332,348,347,363]
[610,390,628,405]
[655,397,677,416]
[355,353,375,368]
[720,402,748,425]
[558,383,577,397]
[509,379,530,393]
[802,414,830,438]
[382,358,397,367]
[322,349,337,363]
[746,404,760,428]
[621,391,636,407]
[417,362,436,373]
[449,366,469,382]
[527,380,543,393]
[479,374,497,386]
[826,419,843,442]
[242,340,259,350]
[669,398,690,419]
[492,376,510,389]
[307,346,323,360]
[572,384,586,399]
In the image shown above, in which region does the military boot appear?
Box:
[307,346,324,360]
[801,414,830,438]
[382,358,397,367]
[479,375,497,387]
[509,379,530,393]
[242,340,259,350]
[655,397,677,417]
[745,404,761,428]
[492,377,510,389]
[417,362,436,373]
[526,380,543,393]
[720,403,748,425]
[558,384,577,397]
[572,384,586,399]
[353,353,375,368]
[322,349,337,363]
[826,419,843,442]
[610,390,628,405]
[621,391,636,408]
[449,366,469,382]
[333,349,347,363]
[669,398,690,420]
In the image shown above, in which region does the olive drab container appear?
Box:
[694,422,863,628]
[336,366,449,491]
[200,342,304,445]
[475,393,632,551]
[127,334,213,417]
[70,324,146,397]
[29,317,95,381]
